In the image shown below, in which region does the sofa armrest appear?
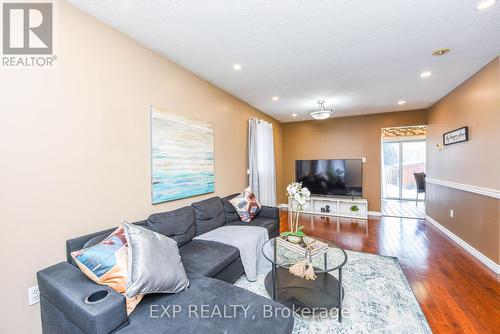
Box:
[37,262,127,334]
[258,205,280,220]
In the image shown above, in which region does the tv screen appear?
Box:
[295,159,362,197]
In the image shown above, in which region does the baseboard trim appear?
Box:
[425,215,500,275]
[278,203,288,210]
[426,178,500,199]
[368,211,382,217]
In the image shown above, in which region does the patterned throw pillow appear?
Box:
[71,225,143,314]
[229,187,262,222]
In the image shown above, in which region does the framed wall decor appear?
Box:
[151,106,215,204]
[443,126,468,146]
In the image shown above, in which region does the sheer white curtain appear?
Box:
[248,119,276,206]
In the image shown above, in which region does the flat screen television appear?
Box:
[295,159,362,197]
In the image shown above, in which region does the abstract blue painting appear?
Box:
[151,107,214,204]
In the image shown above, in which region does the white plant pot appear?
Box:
[287,235,303,244]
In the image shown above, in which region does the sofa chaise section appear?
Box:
[38,196,291,334]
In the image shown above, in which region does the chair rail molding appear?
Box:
[426,178,500,199]
[425,215,500,275]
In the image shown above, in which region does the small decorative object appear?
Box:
[350,204,359,212]
[286,234,303,244]
[280,237,328,280]
[289,259,316,280]
[325,205,330,213]
[283,182,311,243]
[320,207,325,213]
[443,126,468,146]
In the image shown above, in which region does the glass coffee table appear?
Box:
[261,237,348,322]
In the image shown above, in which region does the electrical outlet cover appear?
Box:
[28,285,40,305]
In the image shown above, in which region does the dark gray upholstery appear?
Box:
[119,274,294,334]
[191,197,225,236]
[39,196,291,334]
[225,216,277,234]
[213,257,245,284]
[37,262,128,334]
[221,193,241,223]
[179,240,240,277]
[222,193,281,239]
[147,206,196,247]
[40,295,86,334]
[83,234,108,249]
[258,205,280,220]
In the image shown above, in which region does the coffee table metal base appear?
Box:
[265,267,345,321]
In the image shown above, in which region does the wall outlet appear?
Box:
[450,209,454,218]
[28,285,40,306]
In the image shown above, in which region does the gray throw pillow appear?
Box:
[124,223,189,298]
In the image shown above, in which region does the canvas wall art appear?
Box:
[151,107,214,204]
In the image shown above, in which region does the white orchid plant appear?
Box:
[282,182,311,238]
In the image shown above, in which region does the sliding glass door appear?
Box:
[382,140,426,200]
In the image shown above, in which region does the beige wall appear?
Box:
[426,57,500,265]
[0,2,282,333]
[427,57,500,189]
[281,110,427,210]
[426,184,499,263]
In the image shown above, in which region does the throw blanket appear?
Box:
[194,226,271,281]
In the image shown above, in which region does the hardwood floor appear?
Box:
[279,211,500,334]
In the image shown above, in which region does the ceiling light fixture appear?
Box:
[310,100,332,120]
[292,113,298,117]
[432,48,451,56]
[420,71,432,78]
[233,64,242,71]
[398,100,406,105]
[476,0,495,10]
[272,96,279,101]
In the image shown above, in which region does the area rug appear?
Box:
[234,250,431,334]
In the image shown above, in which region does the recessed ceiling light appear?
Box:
[272,96,279,101]
[432,48,451,56]
[292,113,298,117]
[476,0,495,10]
[420,71,432,78]
[398,100,406,105]
[233,64,242,71]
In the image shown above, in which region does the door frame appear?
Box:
[381,136,426,201]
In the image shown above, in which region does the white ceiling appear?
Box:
[68,0,500,122]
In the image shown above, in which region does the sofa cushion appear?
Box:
[229,187,262,222]
[70,225,143,314]
[191,197,225,236]
[179,240,239,277]
[124,223,190,298]
[147,206,195,247]
[119,274,294,334]
[66,221,147,266]
[221,193,241,222]
[225,216,278,234]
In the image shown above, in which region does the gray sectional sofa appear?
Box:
[37,195,292,334]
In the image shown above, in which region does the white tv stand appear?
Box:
[288,196,368,219]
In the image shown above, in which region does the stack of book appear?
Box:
[277,236,328,258]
